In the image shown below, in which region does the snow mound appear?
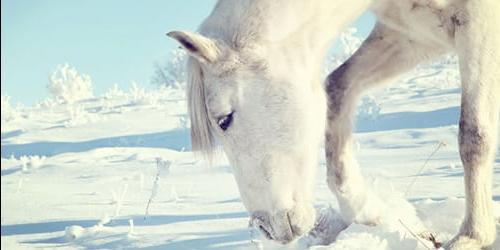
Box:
[307,197,500,250]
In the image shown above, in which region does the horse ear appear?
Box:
[167,31,220,63]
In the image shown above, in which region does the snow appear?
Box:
[2,45,500,250]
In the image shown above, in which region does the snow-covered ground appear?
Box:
[2,56,500,249]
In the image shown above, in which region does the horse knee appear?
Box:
[326,164,346,191]
[325,63,352,118]
[458,118,493,167]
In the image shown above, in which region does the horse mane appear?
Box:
[186,57,217,158]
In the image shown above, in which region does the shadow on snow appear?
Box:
[1,212,247,236]
[1,129,191,158]
[6,212,250,250]
[356,106,459,133]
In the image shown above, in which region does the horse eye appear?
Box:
[217,112,233,131]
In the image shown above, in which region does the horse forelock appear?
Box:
[186,57,217,158]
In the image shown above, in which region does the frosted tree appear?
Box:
[357,95,381,120]
[151,48,187,89]
[47,63,94,103]
[323,28,382,120]
[324,27,363,73]
[1,95,18,124]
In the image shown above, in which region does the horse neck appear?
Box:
[307,0,373,54]
[266,0,374,81]
[209,0,371,51]
[200,0,373,86]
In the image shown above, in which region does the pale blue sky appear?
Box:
[1,1,375,105]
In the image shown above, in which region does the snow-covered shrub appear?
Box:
[129,82,149,104]
[128,82,170,106]
[48,63,94,103]
[339,27,363,59]
[1,95,12,118]
[441,68,461,88]
[322,28,381,120]
[128,82,155,106]
[412,54,460,89]
[36,97,59,109]
[430,54,458,68]
[151,48,187,89]
[438,56,460,88]
[104,84,127,100]
[20,155,47,172]
[357,95,381,120]
[64,104,100,127]
[324,27,363,73]
[1,95,20,123]
[65,225,86,241]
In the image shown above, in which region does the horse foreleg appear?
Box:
[325,22,445,226]
[445,2,499,249]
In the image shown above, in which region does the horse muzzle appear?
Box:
[250,205,315,244]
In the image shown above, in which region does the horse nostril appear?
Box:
[258,225,273,240]
[286,211,297,236]
[250,212,274,240]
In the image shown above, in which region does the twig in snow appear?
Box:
[398,219,432,250]
[399,141,446,249]
[427,233,443,249]
[16,177,24,194]
[114,183,128,217]
[128,219,135,236]
[404,141,446,197]
[144,158,171,219]
[170,186,179,203]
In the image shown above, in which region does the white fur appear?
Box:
[169,0,499,248]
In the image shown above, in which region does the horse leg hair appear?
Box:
[324,22,445,225]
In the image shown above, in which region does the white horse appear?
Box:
[168,0,499,249]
